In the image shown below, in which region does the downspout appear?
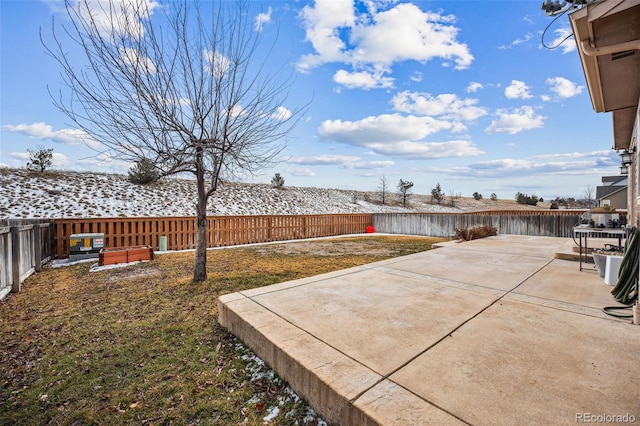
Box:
[581,39,640,56]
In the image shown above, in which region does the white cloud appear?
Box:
[319,113,454,145]
[288,154,361,165]
[205,50,231,78]
[391,91,487,122]
[534,150,612,160]
[10,151,71,168]
[318,113,483,159]
[504,80,533,99]
[73,0,160,40]
[351,160,395,169]
[229,105,246,118]
[545,77,583,99]
[349,3,473,69]
[254,7,272,32]
[333,69,394,90]
[447,150,619,178]
[549,27,576,54]
[498,32,533,50]
[272,106,292,121]
[288,167,316,177]
[466,82,483,93]
[297,1,473,88]
[76,153,132,172]
[2,122,101,149]
[120,47,156,73]
[366,140,483,159]
[286,154,394,169]
[296,0,355,72]
[410,71,423,82]
[485,106,545,135]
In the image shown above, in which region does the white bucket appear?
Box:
[591,252,607,277]
[604,255,623,286]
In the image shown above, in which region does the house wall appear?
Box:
[633,103,639,227]
[604,189,628,210]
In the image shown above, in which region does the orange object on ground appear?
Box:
[99,246,154,266]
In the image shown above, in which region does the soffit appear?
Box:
[570,0,640,150]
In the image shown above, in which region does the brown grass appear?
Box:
[0,235,444,425]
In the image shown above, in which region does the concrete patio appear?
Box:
[218,235,639,425]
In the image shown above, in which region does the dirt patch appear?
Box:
[103,265,163,282]
[254,236,439,257]
[256,241,391,256]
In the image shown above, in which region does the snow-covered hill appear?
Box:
[0,168,549,219]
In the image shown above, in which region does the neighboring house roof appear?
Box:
[596,185,627,200]
[601,175,628,186]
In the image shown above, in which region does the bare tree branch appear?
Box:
[42,0,307,281]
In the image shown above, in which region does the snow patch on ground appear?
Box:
[0,167,546,219]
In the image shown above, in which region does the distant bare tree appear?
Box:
[378,175,389,204]
[43,0,305,281]
[584,185,595,208]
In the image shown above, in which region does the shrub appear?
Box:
[454,225,498,241]
[397,179,414,207]
[490,193,498,201]
[431,183,444,205]
[472,192,483,201]
[271,173,285,189]
[515,192,540,206]
[128,158,160,185]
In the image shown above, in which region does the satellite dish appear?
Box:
[540,0,594,16]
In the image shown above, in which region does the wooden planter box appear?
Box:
[99,246,154,266]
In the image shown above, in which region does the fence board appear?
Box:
[0,227,11,298]
[371,212,586,238]
[0,219,54,297]
[53,214,374,258]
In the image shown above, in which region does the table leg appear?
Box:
[579,233,584,271]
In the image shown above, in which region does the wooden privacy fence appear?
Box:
[372,211,590,238]
[54,214,373,259]
[0,210,622,300]
[0,219,55,297]
[465,209,591,216]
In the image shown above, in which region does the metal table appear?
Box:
[573,226,628,271]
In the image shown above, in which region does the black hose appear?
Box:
[602,305,632,318]
[611,227,639,304]
[603,227,639,318]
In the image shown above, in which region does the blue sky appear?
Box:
[0,0,621,200]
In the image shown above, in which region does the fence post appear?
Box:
[33,224,42,272]
[10,226,20,293]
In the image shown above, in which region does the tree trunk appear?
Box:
[193,168,208,282]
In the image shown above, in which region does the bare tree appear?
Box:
[378,175,389,205]
[584,184,595,208]
[43,0,305,281]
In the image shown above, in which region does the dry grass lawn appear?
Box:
[0,235,445,425]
